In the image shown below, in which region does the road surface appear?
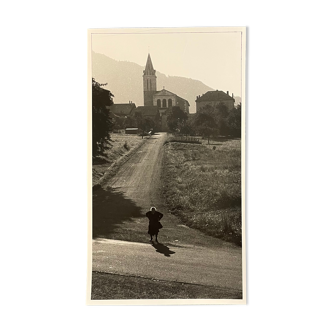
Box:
[92,132,243,297]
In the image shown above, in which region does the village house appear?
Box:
[195,90,235,113]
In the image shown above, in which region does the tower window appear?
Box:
[168,99,172,107]
[157,99,161,107]
[162,99,167,108]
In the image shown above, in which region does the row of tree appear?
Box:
[166,102,241,143]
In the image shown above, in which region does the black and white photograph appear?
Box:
[87,27,246,304]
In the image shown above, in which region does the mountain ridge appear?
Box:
[92,52,241,113]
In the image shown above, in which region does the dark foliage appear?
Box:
[167,106,188,132]
[192,112,218,144]
[92,78,114,156]
[134,112,155,138]
[193,102,241,139]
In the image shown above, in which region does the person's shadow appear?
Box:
[151,242,175,257]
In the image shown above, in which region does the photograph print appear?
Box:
[87,27,246,305]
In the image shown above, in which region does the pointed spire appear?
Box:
[143,53,156,75]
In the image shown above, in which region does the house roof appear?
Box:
[109,103,136,116]
[106,110,120,119]
[134,106,159,116]
[196,90,235,102]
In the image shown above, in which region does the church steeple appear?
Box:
[144,53,156,76]
[143,53,157,106]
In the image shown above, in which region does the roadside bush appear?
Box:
[123,141,130,151]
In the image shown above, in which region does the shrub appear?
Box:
[123,141,130,151]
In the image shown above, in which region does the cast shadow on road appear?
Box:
[92,186,144,239]
[151,242,175,257]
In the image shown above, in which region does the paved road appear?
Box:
[92,132,243,295]
[93,238,242,292]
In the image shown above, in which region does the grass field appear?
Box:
[161,138,242,245]
[91,271,242,299]
[93,133,145,186]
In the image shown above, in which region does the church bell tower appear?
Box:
[143,54,157,106]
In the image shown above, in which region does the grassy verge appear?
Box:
[91,271,242,299]
[161,138,242,245]
[93,133,145,186]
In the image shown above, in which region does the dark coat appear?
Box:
[146,211,163,235]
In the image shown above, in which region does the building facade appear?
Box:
[196,90,235,113]
[152,89,190,114]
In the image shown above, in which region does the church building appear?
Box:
[138,54,190,131]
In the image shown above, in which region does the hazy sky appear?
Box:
[91,29,243,97]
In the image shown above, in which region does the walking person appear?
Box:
[146,207,163,242]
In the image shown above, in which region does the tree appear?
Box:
[215,102,230,136]
[227,103,241,137]
[92,78,114,156]
[134,112,155,138]
[215,102,229,118]
[180,122,194,136]
[193,112,218,144]
[113,116,126,131]
[166,106,188,132]
[134,112,144,138]
[145,117,155,132]
[123,115,136,129]
[195,102,241,139]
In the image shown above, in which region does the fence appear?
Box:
[168,135,201,144]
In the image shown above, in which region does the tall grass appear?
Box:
[161,140,242,245]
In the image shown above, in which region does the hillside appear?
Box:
[92,52,241,113]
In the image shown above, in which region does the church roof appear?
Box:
[143,53,156,76]
[196,90,235,102]
[177,95,190,106]
[109,103,136,116]
[154,88,190,106]
[154,89,176,97]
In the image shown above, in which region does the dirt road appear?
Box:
[92,132,243,298]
